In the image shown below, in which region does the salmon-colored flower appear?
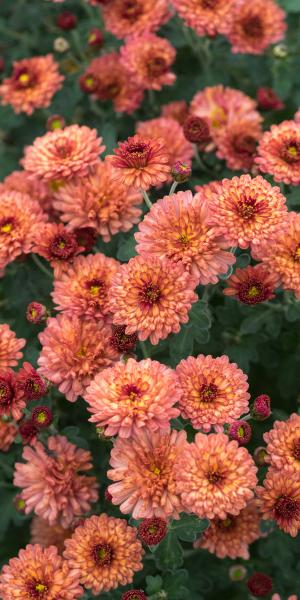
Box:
[135,191,235,284]
[175,432,257,519]
[109,255,197,345]
[161,100,189,125]
[0,54,64,115]
[85,358,180,438]
[121,33,176,91]
[53,161,142,241]
[171,0,236,37]
[0,418,17,451]
[22,125,104,182]
[107,134,170,190]
[30,517,73,554]
[227,0,286,55]
[63,514,144,595]
[255,120,300,185]
[0,324,25,369]
[224,264,280,304]
[52,253,119,320]
[215,117,262,171]
[14,435,98,527]
[264,413,300,472]
[108,428,187,519]
[0,170,55,218]
[195,501,261,559]
[101,0,170,39]
[176,354,250,432]
[33,223,82,278]
[256,468,300,537]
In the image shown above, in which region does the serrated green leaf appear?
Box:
[146,575,163,595]
[155,532,184,571]
[169,514,210,542]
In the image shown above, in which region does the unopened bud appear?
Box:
[229,565,247,582]
[47,114,65,131]
[26,302,48,324]
[252,395,271,421]
[228,420,252,445]
[171,161,192,183]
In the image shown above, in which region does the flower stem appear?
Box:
[169,181,178,195]
[141,190,153,210]
[31,254,53,279]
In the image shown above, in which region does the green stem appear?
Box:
[193,146,213,174]
[71,30,86,62]
[169,181,178,195]
[141,190,153,210]
[31,254,53,279]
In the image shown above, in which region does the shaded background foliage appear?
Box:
[0,0,300,598]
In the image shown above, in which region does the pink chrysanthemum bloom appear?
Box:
[264,413,300,472]
[107,134,170,190]
[0,544,82,600]
[109,255,198,345]
[80,53,143,114]
[256,468,300,537]
[0,170,55,218]
[38,314,119,402]
[101,0,170,39]
[195,501,261,559]
[120,33,176,91]
[175,432,257,519]
[52,253,119,320]
[171,0,236,37]
[14,435,98,527]
[32,223,82,278]
[0,54,64,115]
[0,190,47,270]
[224,264,280,305]
[16,362,48,401]
[226,0,286,55]
[0,418,17,451]
[30,517,73,554]
[22,125,104,182]
[63,514,144,595]
[204,174,288,250]
[0,324,25,368]
[84,357,180,438]
[161,100,189,125]
[175,354,250,432]
[108,428,187,519]
[53,161,142,242]
[215,117,262,172]
[136,118,193,180]
[135,191,235,285]
[255,120,300,185]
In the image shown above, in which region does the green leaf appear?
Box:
[101,122,117,155]
[0,488,16,540]
[155,531,184,571]
[169,325,194,361]
[117,236,137,262]
[280,0,300,11]
[239,308,269,335]
[170,514,210,543]
[145,575,163,595]
[164,570,190,599]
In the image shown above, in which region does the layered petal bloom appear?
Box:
[107,428,187,519]
[84,358,180,437]
[255,120,300,185]
[0,54,64,115]
[226,0,286,55]
[175,432,257,519]
[171,0,237,37]
[120,33,176,91]
[109,255,198,345]
[107,134,170,190]
[14,435,98,527]
[22,125,104,182]
[30,517,73,554]
[215,117,262,172]
[223,264,280,305]
[0,324,25,369]
[256,468,300,537]
[0,170,55,218]
[63,514,144,595]
[264,413,300,472]
[52,253,119,320]
[101,0,170,39]
[0,418,17,451]
[33,223,82,278]
[53,161,142,241]
[195,501,261,559]
[38,315,119,402]
[175,354,250,432]
[135,191,235,284]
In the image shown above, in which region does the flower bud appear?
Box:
[57,11,77,31]
[229,565,247,582]
[121,592,147,600]
[256,87,284,111]
[88,28,104,49]
[228,420,252,445]
[171,161,192,183]
[18,419,38,445]
[31,406,53,430]
[252,394,271,421]
[138,517,167,546]
[254,446,268,466]
[14,494,26,513]
[53,37,70,53]
[26,302,48,324]
[79,73,98,94]
[273,43,288,59]
[183,115,211,145]
[247,573,273,597]
[47,114,65,131]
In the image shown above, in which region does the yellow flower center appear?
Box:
[35,584,47,593]
[210,107,226,128]
[287,145,298,159]
[1,222,13,233]
[150,464,161,476]
[49,179,64,192]
[76,346,87,358]
[37,412,47,424]
[247,285,259,297]
[19,73,30,84]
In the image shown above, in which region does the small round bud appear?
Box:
[88,28,104,49]
[74,227,96,252]
[104,489,112,502]
[18,419,38,445]
[57,11,77,31]
[110,326,137,354]
[14,494,26,513]
[229,565,247,582]
[47,114,65,131]
[254,446,268,466]
[247,573,273,597]
[26,302,48,324]
[228,420,252,445]
[138,517,167,546]
[183,115,211,145]
[273,43,288,59]
[171,161,192,183]
[31,406,53,430]
[256,87,284,111]
[79,73,98,94]
[121,592,147,600]
[252,394,271,421]
[0,57,5,73]
[53,37,70,53]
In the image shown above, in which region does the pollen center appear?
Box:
[199,383,218,403]
[140,283,161,305]
[241,15,264,39]
[0,218,14,234]
[150,463,161,476]
[275,496,300,519]
[92,543,113,566]
[206,470,223,484]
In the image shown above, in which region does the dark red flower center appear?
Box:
[122,140,153,168]
[292,437,300,460]
[275,496,300,520]
[86,278,105,298]
[26,580,49,598]
[101,80,122,100]
[147,56,168,78]
[0,380,13,409]
[201,0,220,9]
[206,470,224,484]
[281,140,300,164]
[140,282,161,306]
[122,383,142,402]
[199,383,218,402]
[0,217,15,235]
[241,15,264,39]
[236,195,262,221]
[21,374,46,400]
[138,517,167,545]
[237,279,268,305]
[92,543,113,566]
[54,138,73,159]
[13,67,36,89]
[218,517,235,529]
[110,326,137,353]
[49,233,77,260]
[121,0,143,21]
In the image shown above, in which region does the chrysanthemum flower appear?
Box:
[171,0,237,37]
[175,432,257,519]
[247,573,273,598]
[204,175,288,250]
[264,413,300,472]
[109,255,197,345]
[19,418,38,445]
[0,170,55,218]
[101,0,170,39]
[0,418,17,451]
[26,301,48,324]
[63,514,144,595]
[107,428,187,519]
[256,468,300,537]
[22,125,104,182]
[228,420,252,445]
[107,134,170,190]
[0,324,25,369]
[121,33,176,91]
[38,314,119,402]
[227,0,286,55]
[215,117,262,172]
[255,120,300,185]
[30,517,73,554]
[110,325,138,354]
[0,54,64,115]
[53,161,142,241]
[175,354,250,432]
[136,118,193,179]
[122,591,147,600]
[14,435,98,527]
[223,264,280,305]
[52,253,119,320]
[0,544,82,600]
[135,191,235,285]
[31,406,53,430]
[84,357,180,438]
[138,516,167,545]
[0,190,47,270]
[33,223,82,278]
[195,501,261,559]
[161,100,189,124]
[16,362,47,401]
[80,52,144,114]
